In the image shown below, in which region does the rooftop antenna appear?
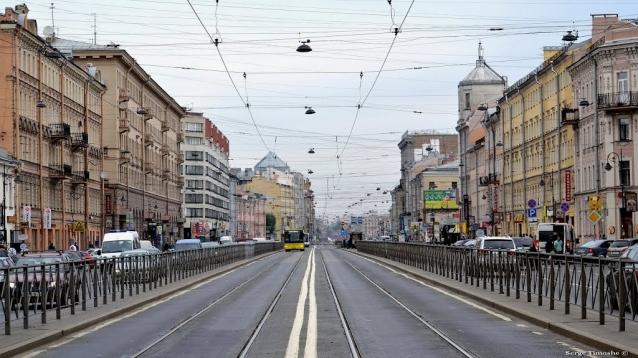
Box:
[92,13,97,45]
[50,2,56,38]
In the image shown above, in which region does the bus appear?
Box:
[283,229,306,252]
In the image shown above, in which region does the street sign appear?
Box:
[526,208,537,218]
[527,199,537,208]
[340,229,348,238]
[560,202,570,212]
[588,211,602,223]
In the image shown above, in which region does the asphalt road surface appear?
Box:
[24,246,597,358]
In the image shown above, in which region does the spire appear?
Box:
[477,40,485,66]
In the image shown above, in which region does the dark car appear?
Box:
[13,253,76,306]
[65,251,85,265]
[574,239,613,257]
[606,244,638,311]
[0,256,15,293]
[607,239,638,258]
[512,237,534,252]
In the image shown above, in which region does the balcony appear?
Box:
[137,107,153,121]
[119,118,130,133]
[144,161,154,174]
[161,120,170,132]
[144,133,153,147]
[48,123,71,142]
[161,144,170,156]
[176,176,184,186]
[71,132,89,150]
[119,150,130,165]
[561,108,579,127]
[71,170,90,184]
[597,92,638,111]
[50,164,72,179]
[161,169,171,181]
[176,132,184,143]
[177,153,185,163]
[478,174,499,186]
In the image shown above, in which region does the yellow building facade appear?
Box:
[242,175,295,241]
[498,46,577,236]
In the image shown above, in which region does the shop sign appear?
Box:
[565,171,572,202]
[514,213,524,223]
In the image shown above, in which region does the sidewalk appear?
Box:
[352,250,638,358]
[0,251,280,358]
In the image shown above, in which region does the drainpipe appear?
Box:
[593,58,600,240]
[519,88,527,235]
[536,74,545,214]
[551,62,561,223]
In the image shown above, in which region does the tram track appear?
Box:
[319,248,361,358]
[130,252,304,358]
[341,253,476,358]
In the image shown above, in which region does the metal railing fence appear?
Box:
[357,241,637,332]
[1,242,281,335]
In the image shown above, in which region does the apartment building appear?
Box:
[51,38,185,245]
[182,112,230,240]
[0,5,106,250]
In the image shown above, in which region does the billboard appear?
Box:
[423,190,458,209]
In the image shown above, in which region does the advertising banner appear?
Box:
[424,190,458,209]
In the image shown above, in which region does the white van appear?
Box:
[140,240,161,254]
[99,231,141,258]
[220,236,233,245]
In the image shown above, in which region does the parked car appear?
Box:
[0,256,15,294]
[65,250,85,265]
[478,236,516,251]
[512,237,534,252]
[463,239,477,248]
[220,236,234,245]
[175,239,203,251]
[574,239,613,257]
[452,239,471,246]
[607,239,638,258]
[98,231,141,259]
[606,244,638,311]
[201,241,220,249]
[81,251,96,267]
[13,252,76,306]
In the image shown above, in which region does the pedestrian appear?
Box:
[48,241,56,250]
[162,242,170,252]
[19,241,28,254]
[545,237,554,254]
[88,243,95,249]
[553,234,563,254]
[69,241,78,251]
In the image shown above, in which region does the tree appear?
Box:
[266,213,276,234]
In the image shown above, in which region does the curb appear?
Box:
[349,250,638,358]
[0,250,281,358]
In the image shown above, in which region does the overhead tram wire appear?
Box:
[186,0,271,152]
[337,0,415,161]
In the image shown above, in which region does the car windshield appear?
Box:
[621,247,638,260]
[284,231,304,243]
[175,243,201,251]
[610,240,631,248]
[513,237,533,247]
[0,258,12,268]
[102,240,133,253]
[483,240,515,250]
[580,240,604,248]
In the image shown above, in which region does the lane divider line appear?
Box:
[285,248,314,358]
[304,248,318,358]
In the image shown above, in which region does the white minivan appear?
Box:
[220,236,233,245]
[99,231,141,258]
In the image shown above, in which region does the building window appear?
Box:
[186,151,203,160]
[465,93,470,110]
[428,181,436,189]
[619,118,630,141]
[185,165,204,175]
[185,136,202,145]
[185,208,203,217]
[184,122,203,132]
[186,180,204,189]
[185,194,203,203]
[451,182,457,189]
[620,160,631,187]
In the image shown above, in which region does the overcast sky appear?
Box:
[25,0,638,219]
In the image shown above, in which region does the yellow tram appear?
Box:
[283,229,306,251]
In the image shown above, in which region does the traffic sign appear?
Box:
[588,211,601,223]
[526,208,537,218]
[527,199,537,208]
[560,202,570,212]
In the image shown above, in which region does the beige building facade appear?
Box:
[0,5,105,250]
[51,38,185,245]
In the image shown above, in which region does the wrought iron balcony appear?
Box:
[71,170,90,183]
[50,164,72,179]
[71,132,89,150]
[144,133,153,147]
[161,144,170,156]
[597,92,638,110]
[161,169,171,181]
[161,120,170,133]
[177,153,185,163]
[176,132,184,143]
[144,161,154,174]
[48,123,71,142]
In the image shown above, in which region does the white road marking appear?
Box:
[285,248,314,358]
[532,331,543,335]
[304,248,318,358]
[22,255,270,357]
[516,324,528,328]
[354,254,512,322]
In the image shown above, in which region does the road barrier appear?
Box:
[356,241,638,331]
[1,242,282,335]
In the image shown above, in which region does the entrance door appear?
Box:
[620,208,633,239]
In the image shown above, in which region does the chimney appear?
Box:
[591,14,619,45]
